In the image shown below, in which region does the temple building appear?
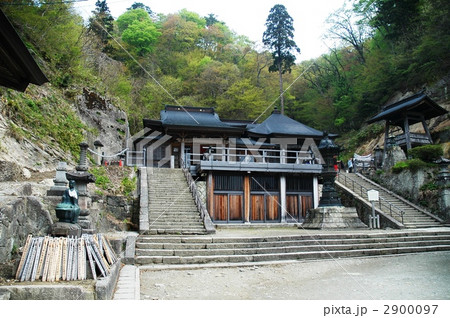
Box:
[130,105,333,224]
[367,91,448,156]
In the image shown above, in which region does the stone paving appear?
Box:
[112,265,140,300]
[138,251,450,300]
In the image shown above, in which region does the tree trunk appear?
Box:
[278,62,284,114]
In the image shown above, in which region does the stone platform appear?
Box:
[300,206,368,229]
[51,222,82,237]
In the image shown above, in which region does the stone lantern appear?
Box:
[317,132,342,207]
[65,142,96,234]
[301,132,367,229]
[374,145,383,169]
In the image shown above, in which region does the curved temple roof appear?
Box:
[144,106,328,139]
[248,109,324,138]
[367,92,448,125]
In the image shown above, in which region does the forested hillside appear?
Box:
[0,0,449,162]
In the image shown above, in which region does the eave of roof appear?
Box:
[143,106,246,135]
[0,9,48,91]
[367,92,448,124]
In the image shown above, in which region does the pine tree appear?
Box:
[263,4,300,114]
[89,0,114,52]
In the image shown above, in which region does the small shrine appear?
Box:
[367,91,448,157]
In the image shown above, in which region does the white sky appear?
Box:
[74,0,347,61]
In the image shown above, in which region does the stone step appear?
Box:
[150,219,203,227]
[136,239,450,257]
[149,188,189,191]
[136,234,450,249]
[148,213,202,218]
[149,202,197,211]
[145,167,208,235]
[148,219,203,223]
[148,217,203,222]
[148,224,206,230]
[136,245,450,264]
[404,223,445,228]
[148,219,203,224]
[138,230,450,243]
[148,209,200,214]
[144,229,208,235]
[337,174,442,228]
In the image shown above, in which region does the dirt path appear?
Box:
[140,251,450,300]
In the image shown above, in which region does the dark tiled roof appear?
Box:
[144,106,330,139]
[367,92,448,124]
[143,105,246,135]
[247,109,324,138]
[160,105,242,129]
[0,9,48,91]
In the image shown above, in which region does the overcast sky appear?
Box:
[74,0,347,61]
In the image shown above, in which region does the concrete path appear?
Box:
[112,265,140,300]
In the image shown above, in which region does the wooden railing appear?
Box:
[180,157,215,234]
[337,173,405,224]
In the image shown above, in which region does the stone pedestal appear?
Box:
[301,206,368,229]
[51,222,82,237]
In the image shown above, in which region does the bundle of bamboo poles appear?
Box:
[15,234,117,282]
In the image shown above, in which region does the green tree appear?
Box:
[262,4,300,114]
[354,0,421,43]
[127,2,153,16]
[117,9,161,56]
[205,13,220,27]
[216,79,267,120]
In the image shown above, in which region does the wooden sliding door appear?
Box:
[212,174,244,222]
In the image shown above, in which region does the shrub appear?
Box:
[408,145,443,163]
[407,158,429,172]
[121,176,136,197]
[392,159,428,173]
[420,182,438,191]
[90,167,111,190]
[392,161,409,173]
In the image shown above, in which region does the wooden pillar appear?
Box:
[207,173,214,220]
[280,175,286,223]
[244,174,250,223]
[383,122,390,160]
[404,116,412,151]
[421,116,433,144]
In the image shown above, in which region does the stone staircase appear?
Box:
[135,229,450,265]
[146,168,208,235]
[336,173,444,228]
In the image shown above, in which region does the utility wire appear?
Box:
[0,0,88,5]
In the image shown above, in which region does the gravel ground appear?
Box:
[140,251,450,300]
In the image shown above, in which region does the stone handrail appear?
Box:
[180,158,215,234]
